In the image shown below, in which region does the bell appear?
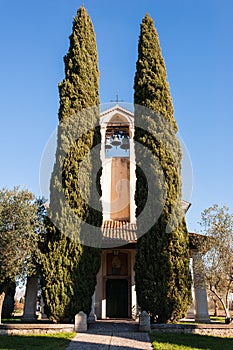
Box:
[105,138,112,150]
[120,135,130,150]
[111,134,121,147]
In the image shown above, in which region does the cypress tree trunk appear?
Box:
[41,6,102,322]
[134,14,191,323]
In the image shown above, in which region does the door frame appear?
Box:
[102,250,131,319]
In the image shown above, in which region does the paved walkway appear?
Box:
[66,320,153,350]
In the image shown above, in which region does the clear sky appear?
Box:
[0,0,232,232]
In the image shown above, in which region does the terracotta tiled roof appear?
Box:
[101,220,137,247]
[101,220,199,250]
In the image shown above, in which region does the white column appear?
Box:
[39,295,47,319]
[102,159,112,220]
[129,125,136,224]
[101,123,112,221]
[192,249,210,323]
[87,293,97,323]
[94,263,102,319]
[22,276,38,321]
[131,250,137,319]
[101,251,107,319]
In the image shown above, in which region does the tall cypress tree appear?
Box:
[134,14,191,323]
[41,6,102,322]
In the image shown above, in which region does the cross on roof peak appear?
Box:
[110,92,124,103]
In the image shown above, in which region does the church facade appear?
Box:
[91,104,208,321]
[22,104,210,323]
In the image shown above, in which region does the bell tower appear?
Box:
[100,105,136,225]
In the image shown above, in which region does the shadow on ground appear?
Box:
[65,321,151,349]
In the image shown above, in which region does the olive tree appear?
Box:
[197,204,233,321]
[0,187,43,323]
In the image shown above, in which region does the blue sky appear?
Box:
[0,0,233,232]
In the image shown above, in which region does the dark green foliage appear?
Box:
[41,225,101,322]
[134,14,176,131]
[58,6,99,122]
[41,6,102,322]
[134,14,191,323]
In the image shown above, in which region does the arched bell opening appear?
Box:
[105,114,130,158]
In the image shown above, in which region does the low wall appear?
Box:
[151,323,233,337]
[0,323,74,335]
[1,322,233,337]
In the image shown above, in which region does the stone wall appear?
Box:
[151,324,233,337]
[2,322,233,337]
[0,324,74,335]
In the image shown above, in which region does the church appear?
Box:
[88,103,210,322]
[21,103,210,323]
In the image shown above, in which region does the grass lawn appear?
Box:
[2,318,22,324]
[0,332,75,350]
[151,332,233,350]
[210,316,226,323]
